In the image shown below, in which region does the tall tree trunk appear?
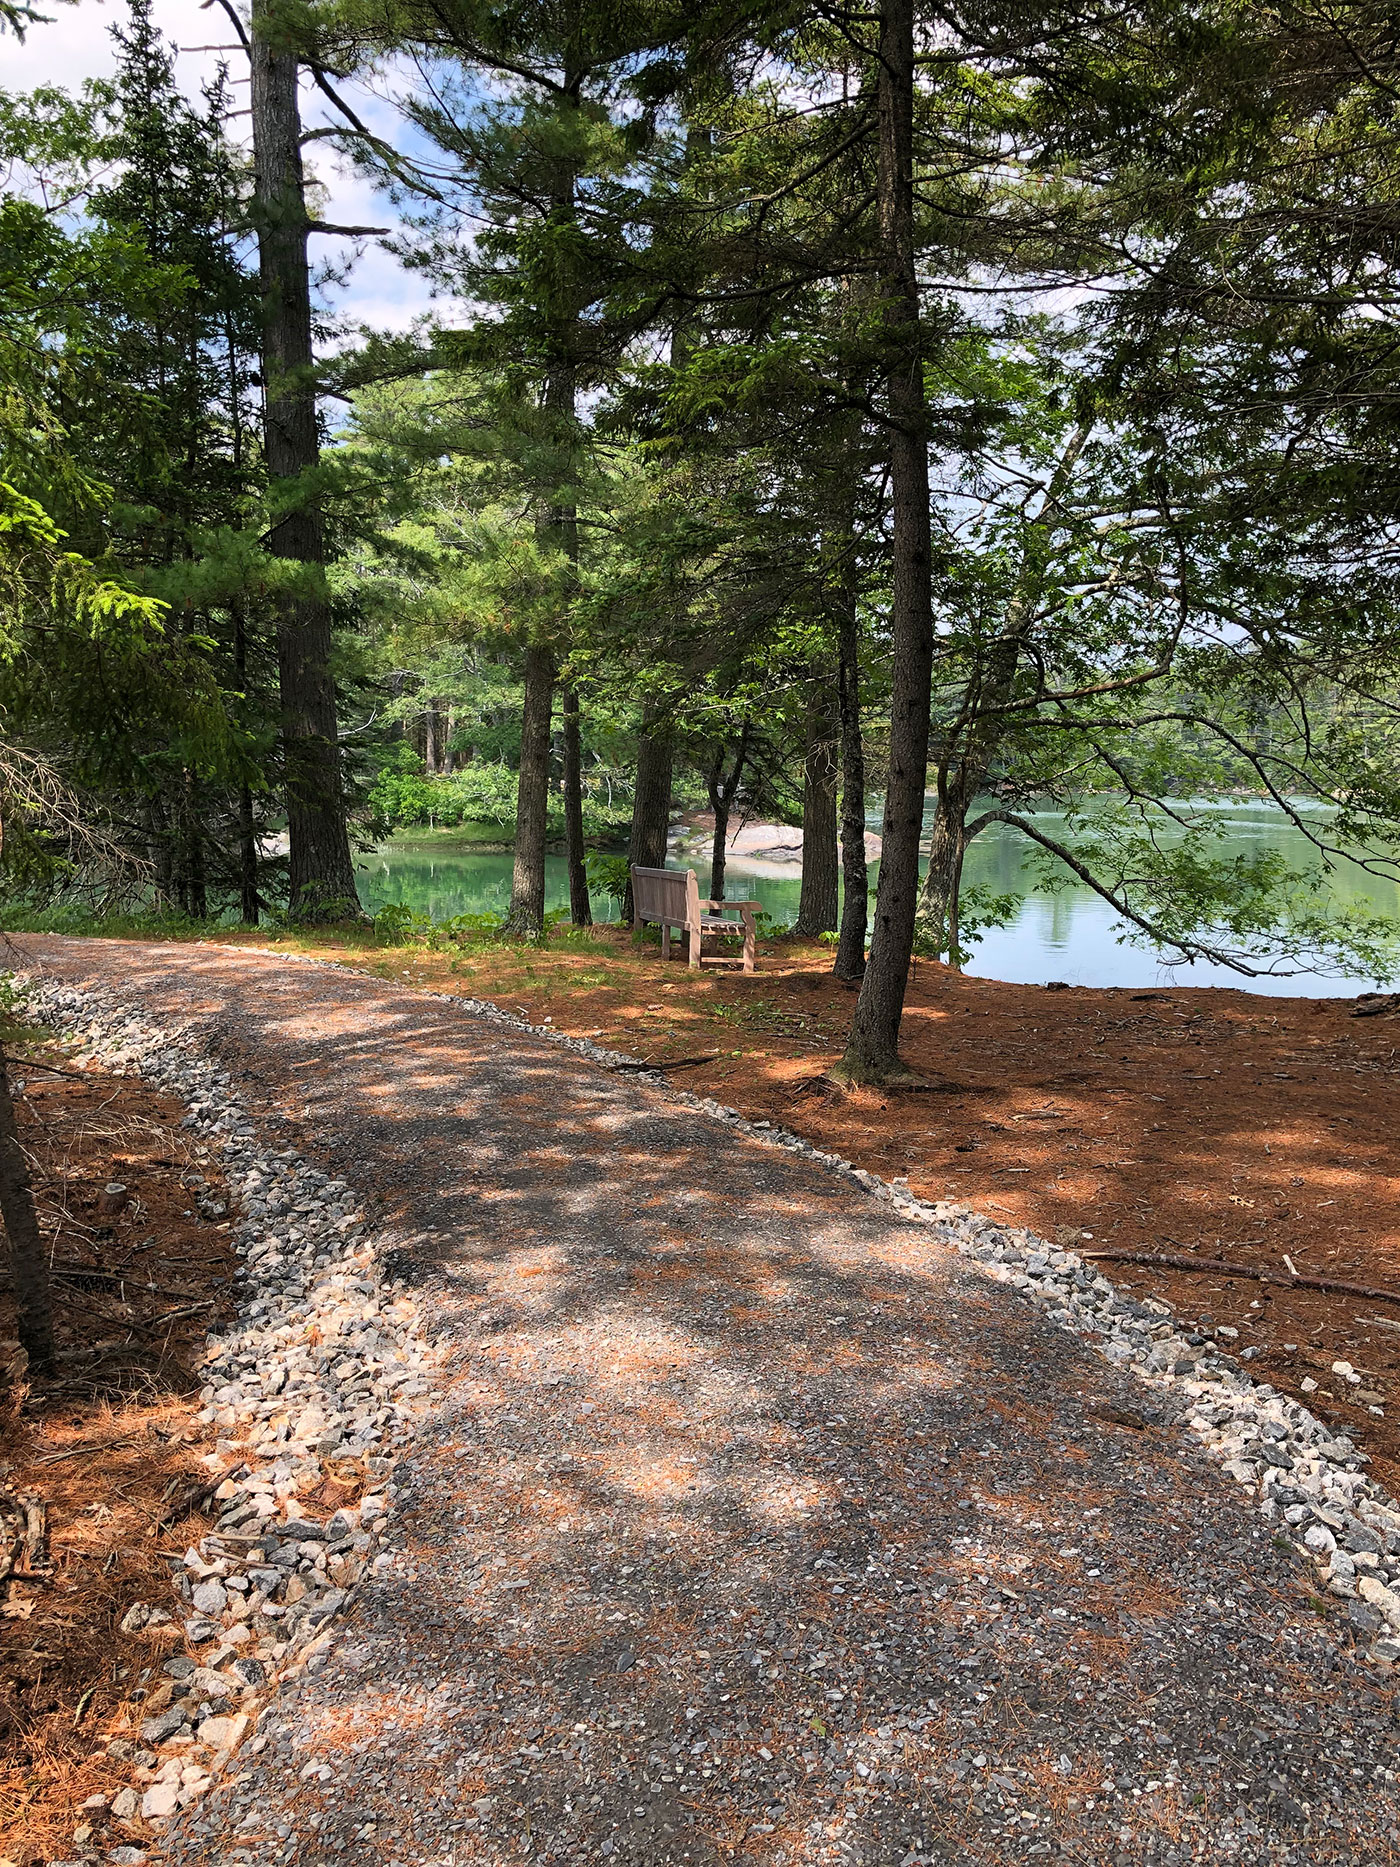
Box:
[709,795,730,905]
[838,0,934,1083]
[562,685,591,926]
[706,726,751,905]
[232,601,259,925]
[149,796,173,906]
[424,699,439,775]
[0,1055,52,1375]
[918,762,975,965]
[915,424,1091,949]
[503,643,555,936]
[238,781,259,925]
[833,564,868,980]
[623,707,674,923]
[515,347,580,935]
[185,769,207,920]
[443,704,456,775]
[794,672,840,936]
[250,0,357,922]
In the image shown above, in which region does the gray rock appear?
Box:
[190,1577,228,1615]
[139,1704,189,1744]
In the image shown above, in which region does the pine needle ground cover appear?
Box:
[0,1051,239,1863]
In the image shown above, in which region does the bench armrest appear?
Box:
[701,899,760,912]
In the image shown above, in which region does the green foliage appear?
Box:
[1023,808,1400,983]
[913,884,1023,969]
[584,851,631,907]
[368,747,519,832]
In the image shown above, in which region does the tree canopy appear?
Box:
[4,0,1400,1074]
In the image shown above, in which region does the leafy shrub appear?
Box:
[912,884,1022,967]
[585,851,632,907]
[368,748,518,831]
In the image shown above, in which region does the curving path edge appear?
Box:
[10,936,1400,1867]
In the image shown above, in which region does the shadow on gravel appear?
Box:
[20,944,1400,1867]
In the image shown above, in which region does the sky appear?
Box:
[0,0,441,333]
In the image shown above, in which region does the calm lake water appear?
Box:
[356,801,1400,997]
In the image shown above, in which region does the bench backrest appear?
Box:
[631,865,699,925]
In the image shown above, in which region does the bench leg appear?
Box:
[688,921,700,969]
[742,913,756,974]
[662,922,671,961]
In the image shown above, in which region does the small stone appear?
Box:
[110,1788,139,1820]
[1358,1575,1400,1628]
[198,1711,250,1752]
[107,1849,148,1865]
[141,1780,180,1820]
[1344,1520,1384,1555]
[119,1603,151,1634]
[140,1705,188,1745]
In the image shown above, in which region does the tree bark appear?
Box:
[238,780,259,925]
[503,642,555,936]
[562,684,591,925]
[623,708,674,923]
[709,795,729,904]
[250,0,358,922]
[184,769,207,920]
[833,566,868,980]
[706,725,751,905]
[232,601,259,925]
[795,671,840,936]
[443,704,456,775]
[838,0,934,1081]
[918,762,975,965]
[0,1054,52,1375]
[424,699,439,775]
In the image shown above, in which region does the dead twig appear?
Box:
[1081,1247,1400,1306]
[34,1436,144,1465]
[608,1053,722,1073]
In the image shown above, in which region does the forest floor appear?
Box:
[0,1040,237,1863]
[206,918,1400,1499]
[6,934,1400,1867]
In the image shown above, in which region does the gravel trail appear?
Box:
[12,937,1400,1867]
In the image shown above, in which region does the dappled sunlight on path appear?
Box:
[13,937,1400,1867]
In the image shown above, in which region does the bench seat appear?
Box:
[631,865,758,972]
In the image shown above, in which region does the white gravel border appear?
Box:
[11,975,441,1861]
[12,947,1400,1867]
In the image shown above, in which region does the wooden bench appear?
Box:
[630,865,758,973]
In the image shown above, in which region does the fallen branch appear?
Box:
[609,1053,721,1073]
[35,1435,144,1465]
[1351,994,1400,1018]
[0,1487,50,1598]
[1081,1247,1400,1307]
[0,1052,88,1080]
[156,1473,225,1533]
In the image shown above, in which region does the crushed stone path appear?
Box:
[13,937,1400,1867]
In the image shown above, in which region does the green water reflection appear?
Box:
[356,800,1399,996]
